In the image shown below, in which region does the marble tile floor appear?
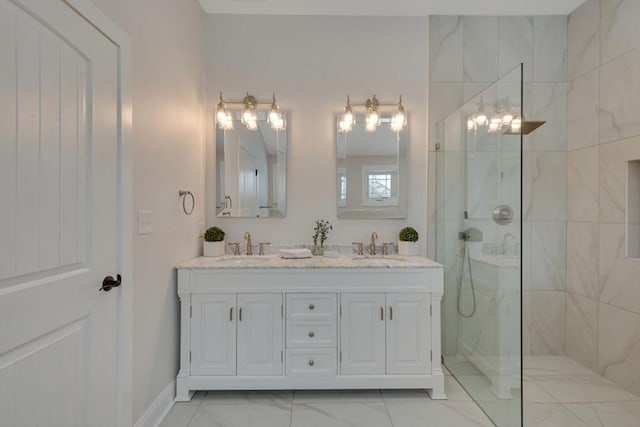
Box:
[522,356,640,427]
[159,356,640,427]
[159,373,493,427]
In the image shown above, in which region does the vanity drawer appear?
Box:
[286,294,337,320]
[286,321,336,348]
[286,348,337,377]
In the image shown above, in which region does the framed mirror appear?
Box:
[214,111,287,218]
[336,113,408,219]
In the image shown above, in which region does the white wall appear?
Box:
[89,0,206,421]
[566,0,640,397]
[206,15,429,252]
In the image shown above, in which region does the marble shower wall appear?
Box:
[428,15,568,356]
[566,0,640,397]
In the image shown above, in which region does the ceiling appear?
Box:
[198,0,586,16]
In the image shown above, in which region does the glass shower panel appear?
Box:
[436,64,523,427]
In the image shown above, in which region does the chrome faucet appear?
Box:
[244,232,253,255]
[369,232,378,255]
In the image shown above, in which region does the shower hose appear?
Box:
[457,239,477,318]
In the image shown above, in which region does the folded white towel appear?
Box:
[279,248,313,259]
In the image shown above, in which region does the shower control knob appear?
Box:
[308,331,315,338]
[308,360,315,366]
[308,304,315,310]
[492,205,514,225]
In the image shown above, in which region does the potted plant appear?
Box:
[398,226,419,256]
[312,219,332,256]
[203,226,226,257]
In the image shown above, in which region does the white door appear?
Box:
[386,293,431,374]
[237,294,283,376]
[0,0,123,426]
[191,294,236,375]
[340,293,386,375]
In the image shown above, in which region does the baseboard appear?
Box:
[134,379,176,427]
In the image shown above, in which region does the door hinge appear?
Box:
[190,306,192,318]
[340,351,342,362]
[281,350,284,363]
[430,304,432,317]
[340,305,342,317]
[281,305,284,318]
[430,350,432,361]
[189,351,192,363]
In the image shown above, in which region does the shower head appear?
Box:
[502,120,546,135]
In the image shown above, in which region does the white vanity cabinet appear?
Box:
[176,256,445,402]
[340,293,431,376]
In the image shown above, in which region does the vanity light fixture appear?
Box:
[215,92,286,131]
[391,96,407,132]
[338,94,407,133]
[215,93,234,130]
[268,93,285,131]
[468,97,527,134]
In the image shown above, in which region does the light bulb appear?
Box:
[391,111,406,132]
[365,121,377,133]
[338,119,352,133]
[475,113,488,126]
[502,113,514,125]
[390,95,406,132]
[343,110,354,126]
[268,93,282,129]
[215,92,228,129]
[467,119,476,131]
[366,110,379,126]
[510,117,522,133]
[490,115,502,131]
[270,116,285,131]
[216,109,227,124]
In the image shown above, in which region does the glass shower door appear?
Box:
[436,64,523,427]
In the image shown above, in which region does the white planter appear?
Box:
[398,241,418,256]
[203,241,225,257]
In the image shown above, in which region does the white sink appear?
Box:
[352,256,409,266]
[215,255,271,265]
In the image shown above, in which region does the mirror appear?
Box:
[336,113,408,219]
[215,111,287,217]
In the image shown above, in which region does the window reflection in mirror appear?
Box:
[336,113,408,219]
[215,111,287,218]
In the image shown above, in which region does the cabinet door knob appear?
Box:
[308,331,315,338]
[308,359,315,366]
[308,304,315,310]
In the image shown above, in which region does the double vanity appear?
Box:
[175,254,445,401]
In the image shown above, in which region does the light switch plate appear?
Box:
[137,211,152,234]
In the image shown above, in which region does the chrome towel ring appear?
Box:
[179,190,195,215]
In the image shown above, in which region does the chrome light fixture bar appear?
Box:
[338,95,408,133]
[215,92,286,131]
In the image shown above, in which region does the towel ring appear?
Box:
[179,190,195,215]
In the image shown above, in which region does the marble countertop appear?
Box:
[176,254,442,270]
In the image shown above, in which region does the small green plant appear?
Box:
[399,226,419,242]
[204,226,225,242]
[312,219,333,249]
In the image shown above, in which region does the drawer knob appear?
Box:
[308,359,315,366]
[308,304,315,310]
[308,331,315,338]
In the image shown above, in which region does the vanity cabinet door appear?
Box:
[386,293,431,374]
[191,294,236,375]
[237,293,284,376]
[340,293,386,375]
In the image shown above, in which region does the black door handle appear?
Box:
[100,274,122,292]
